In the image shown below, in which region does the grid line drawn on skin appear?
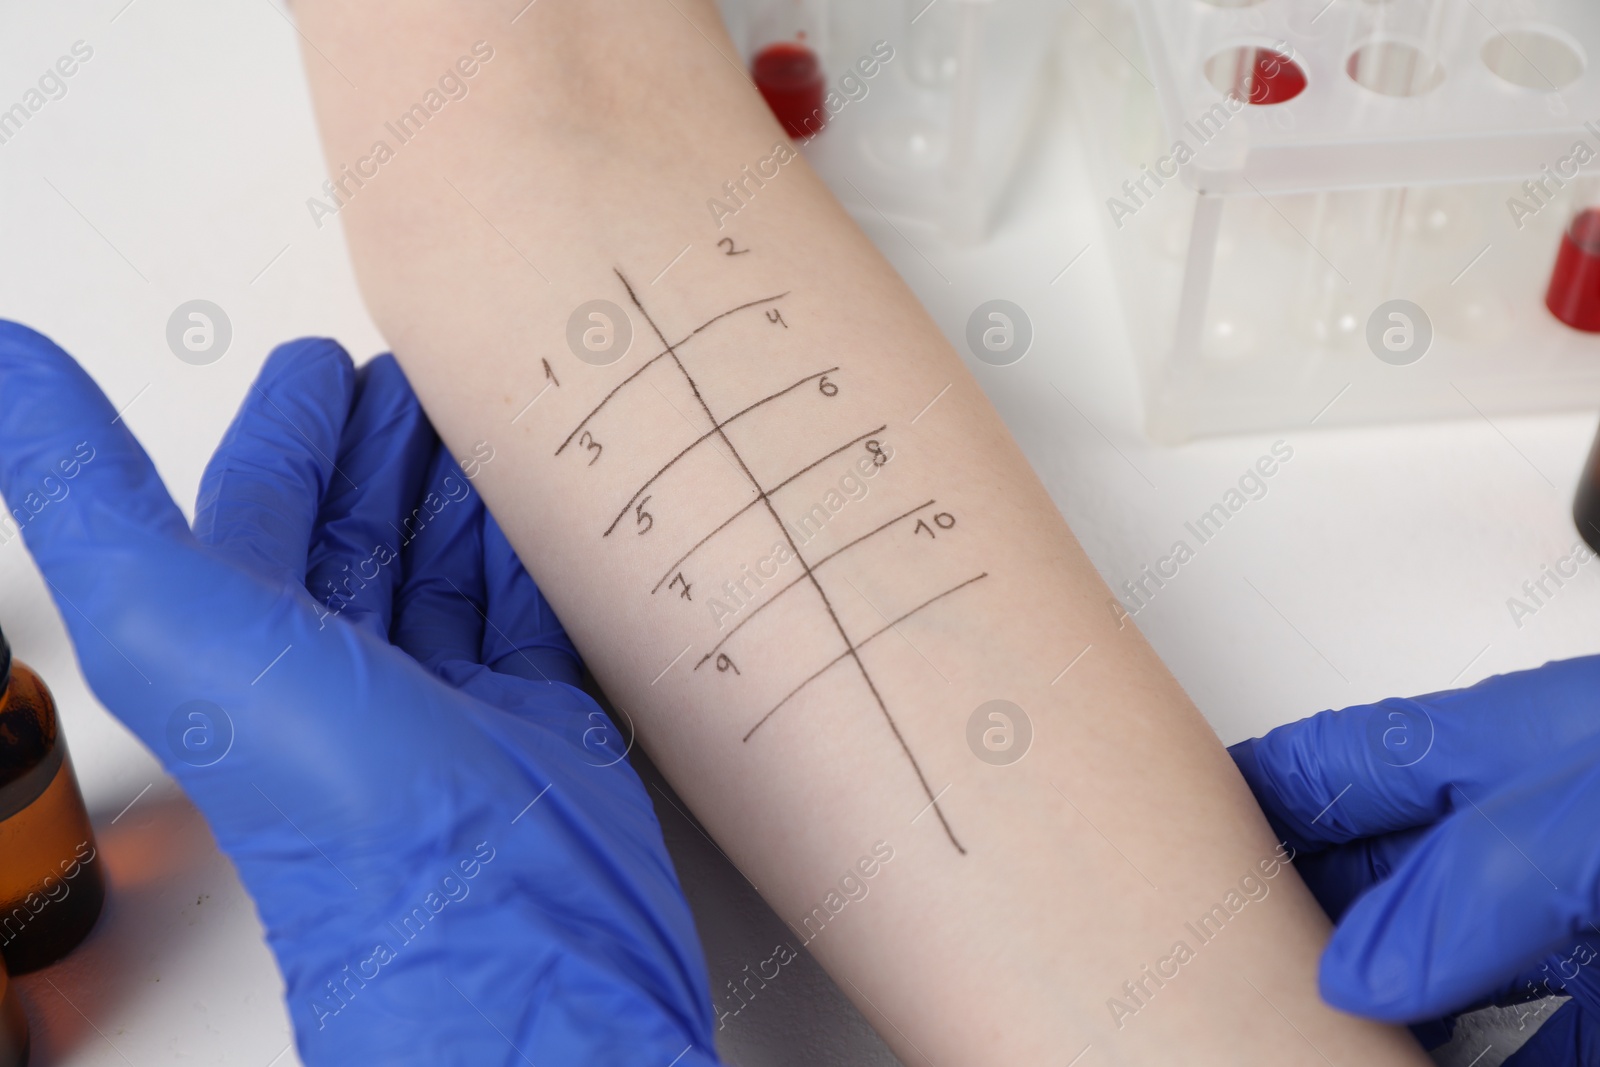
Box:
[559,268,971,852]
[600,365,840,536]
[554,291,789,456]
[742,573,988,741]
[648,423,889,593]
[692,498,938,667]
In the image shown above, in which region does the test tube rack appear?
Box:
[1066,0,1600,441]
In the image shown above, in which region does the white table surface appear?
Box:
[0,4,1586,1065]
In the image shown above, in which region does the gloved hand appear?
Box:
[0,322,720,1065]
[1229,657,1600,1065]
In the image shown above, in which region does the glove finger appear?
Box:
[304,355,436,637]
[0,323,293,737]
[1500,1000,1600,1067]
[1231,656,1600,853]
[193,338,355,584]
[391,446,486,672]
[1293,823,1432,923]
[0,321,190,576]
[480,510,581,686]
[1320,735,1600,1022]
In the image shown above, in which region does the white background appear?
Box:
[0,3,1587,1065]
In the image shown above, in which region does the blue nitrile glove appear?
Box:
[0,322,721,1065]
[1229,657,1600,1064]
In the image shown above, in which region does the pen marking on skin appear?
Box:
[251,643,293,685]
[554,292,788,455]
[651,643,693,685]
[650,424,889,593]
[610,269,967,851]
[512,783,552,824]
[601,366,839,536]
[694,499,936,664]
[650,380,743,478]
[743,573,989,741]
[911,782,953,824]
[845,575,949,683]
[111,782,152,824]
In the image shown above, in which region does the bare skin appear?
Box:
[289,3,1428,1063]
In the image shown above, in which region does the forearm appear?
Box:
[291,3,1425,1062]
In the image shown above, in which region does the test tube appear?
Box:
[748,0,828,139]
[1546,185,1600,332]
[906,0,961,86]
[0,959,24,1067]
[0,626,105,974]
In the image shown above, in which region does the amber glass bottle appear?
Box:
[0,958,26,1067]
[0,630,104,975]
[1577,422,1600,556]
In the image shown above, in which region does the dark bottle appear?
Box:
[0,629,105,974]
[0,958,25,1067]
[1577,423,1600,556]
